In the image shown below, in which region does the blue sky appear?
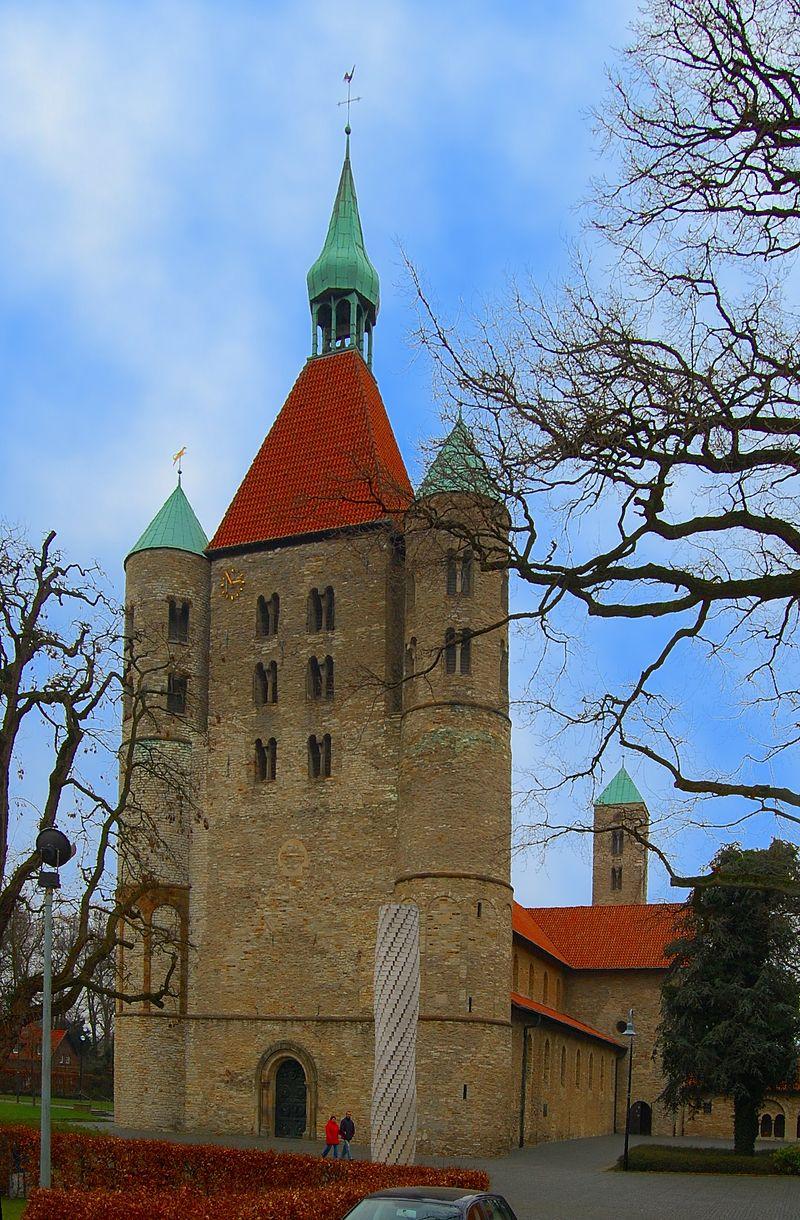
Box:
[5,0,774,906]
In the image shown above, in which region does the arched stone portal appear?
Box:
[257,1043,317,1138]
[628,1100,652,1136]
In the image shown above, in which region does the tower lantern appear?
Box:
[306,128,380,365]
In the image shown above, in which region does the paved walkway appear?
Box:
[101,1125,799,1219]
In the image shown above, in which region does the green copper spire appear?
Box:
[418,416,501,500]
[126,481,208,565]
[307,130,379,365]
[596,766,646,807]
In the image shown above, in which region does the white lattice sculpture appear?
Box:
[371,903,420,1165]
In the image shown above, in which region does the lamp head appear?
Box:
[623,1007,636,1038]
[36,827,75,870]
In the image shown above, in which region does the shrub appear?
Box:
[773,1145,800,1175]
[26,1185,368,1219]
[0,1124,488,1203]
[620,1144,779,1175]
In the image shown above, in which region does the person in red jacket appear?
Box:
[322,1114,340,1159]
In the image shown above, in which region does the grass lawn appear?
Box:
[622,1143,780,1174]
[0,1200,27,1218]
[0,1095,108,1129]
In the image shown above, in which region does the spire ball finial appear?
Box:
[345,123,351,135]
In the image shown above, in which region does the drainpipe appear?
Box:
[518,1019,541,1148]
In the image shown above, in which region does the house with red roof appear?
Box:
[114,124,798,1156]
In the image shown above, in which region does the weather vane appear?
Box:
[338,65,361,132]
[173,446,187,483]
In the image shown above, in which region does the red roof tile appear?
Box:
[511,992,624,1049]
[209,349,412,551]
[513,900,685,970]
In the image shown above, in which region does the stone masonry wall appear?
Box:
[512,1015,620,1145]
[591,802,649,906]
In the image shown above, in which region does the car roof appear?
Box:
[368,1187,482,1202]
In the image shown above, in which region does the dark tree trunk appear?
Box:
[733,1095,758,1155]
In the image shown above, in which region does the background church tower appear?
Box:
[116,478,210,1127]
[591,765,649,905]
[397,417,513,1155]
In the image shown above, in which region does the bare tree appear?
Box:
[410,0,800,891]
[0,526,193,1062]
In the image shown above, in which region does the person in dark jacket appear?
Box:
[322,1114,340,1158]
[339,1111,355,1160]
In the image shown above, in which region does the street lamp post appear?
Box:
[622,1008,636,1171]
[35,827,75,1190]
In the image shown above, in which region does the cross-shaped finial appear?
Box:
[338,65,362,132]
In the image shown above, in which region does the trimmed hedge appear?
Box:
[1,1125,488,1218]
[25,1185,369,1219]
[620,1143,781,1175]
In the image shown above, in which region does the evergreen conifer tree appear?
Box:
[659,841,800,1154]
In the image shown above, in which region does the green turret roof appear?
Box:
[126,482,208,564]
[418,416,500,500]
[596,766,646,807]
[307,132,380,313]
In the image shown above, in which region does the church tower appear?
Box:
[591,765,649,905]
[397,417,513,1155]
[116,479,210,1127]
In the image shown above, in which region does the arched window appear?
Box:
[588,1053,594,1090]
[527,963,535,997]
[575,1049,581,1087]
[460,550,473,595]
[255,738,267,782]
[323,655,334,699]
[774,1113,785,1139]
[542,971,549,1006]
[760,1114,773,1138]
[444,628,457,674]
[611,866,623,891]
[307,657,323,700]
[307,589,323,633]
[555,976,562,1009]
[611,828,624,856]
[446,552,458,596]
[168,598,190,644]
[257,593,280,637]
[323,586,335,631]
[308,734,331,779]
[560,1045,566,1086]
[512,953,519,991]
[255,662,268,706]
[600,1055,605,1095]
[167,674,187,715]
[459,629,472,675]
[542,1039,551,1085]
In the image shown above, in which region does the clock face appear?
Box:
[220,569,245,600]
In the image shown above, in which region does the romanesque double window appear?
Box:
[444,628,472,675]
[446,550,473,597]
[611,866,623,891]
[308,733,332,779]
[254,661,278,705]
[256,593,280,637]
[168,598,190,644]
[255,737,277,782]
[307,656,334,700]
[167,673,187,715]
[308,586,335,632]
[611,828,624,856]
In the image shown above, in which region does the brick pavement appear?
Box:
[102,1124,799,1219]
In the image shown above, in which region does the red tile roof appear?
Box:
[511,992,624,1049]
[12,1026,68,1054]
[209,349,412,551]
[513,900,685,970]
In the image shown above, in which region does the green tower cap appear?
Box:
[418,416,501,501]
[307,133,380,314]
[596,765,646,807]
[126,482,208,565]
